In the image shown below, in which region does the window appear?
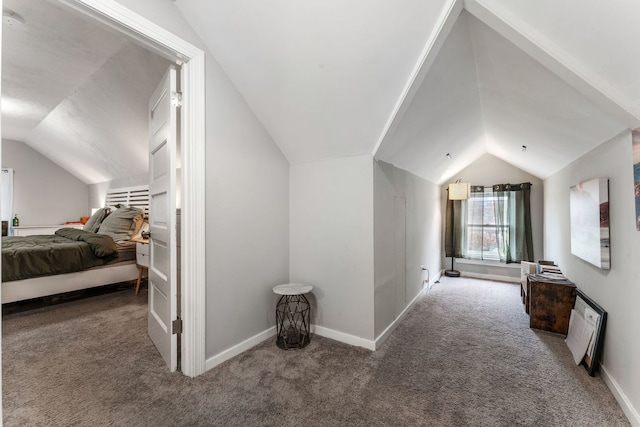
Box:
[1,169,14,236]
[448,182,533,264]
[464,188,508,261]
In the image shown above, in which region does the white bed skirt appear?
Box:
[2,261,139,304]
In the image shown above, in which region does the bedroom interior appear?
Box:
[2,0,640,425]
[1,0,179,378]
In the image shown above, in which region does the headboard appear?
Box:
[105,185,149,218]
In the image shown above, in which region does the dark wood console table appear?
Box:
[527,275,576,335]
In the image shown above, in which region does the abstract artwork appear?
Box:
[633,128,640,230]
[570,177,610,269]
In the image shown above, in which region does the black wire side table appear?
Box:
[273,284,313,350]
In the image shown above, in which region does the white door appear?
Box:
[148,65,179,371]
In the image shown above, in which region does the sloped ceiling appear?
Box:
[3,0,640,186]
[174,0,453,162]
[2,0,170,184]
[175,0,640,184]
[2,0,126,141]
[377,11,629,183]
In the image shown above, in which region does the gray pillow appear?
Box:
[83,207,110,233]
[97,206,144,242]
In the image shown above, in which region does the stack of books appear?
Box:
[535,263,566,281]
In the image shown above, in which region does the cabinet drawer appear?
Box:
[136,242,149,267]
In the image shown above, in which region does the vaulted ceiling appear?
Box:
[3,0,640,186]
[2,0,170,184]
[174,0,640,184]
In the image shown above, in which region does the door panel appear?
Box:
[148,65,178,371]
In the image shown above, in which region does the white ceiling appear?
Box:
[3,0,640,186]
[175,0,639,184]
[174,0,453,163]
[2,0,170,184]
[2,0,126,140]
[376,11,628,183]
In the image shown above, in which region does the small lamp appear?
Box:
[445,181,470,277]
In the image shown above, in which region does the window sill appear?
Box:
[455,258,521,269]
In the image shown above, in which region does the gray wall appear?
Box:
[111,0,290,360]
[544,130,640,421]
[2,139,89,225]
[440,153,544,281]
[290,154,375,341]
[374,160,441,338]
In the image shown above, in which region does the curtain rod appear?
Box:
[471,182,533,189]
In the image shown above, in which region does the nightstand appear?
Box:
[135,241,149,295]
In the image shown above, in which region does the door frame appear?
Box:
[57,0,207,377]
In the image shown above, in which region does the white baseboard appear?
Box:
[205,326,276,372]
[311,324,376,350]
[203,272,441,371]
[601,364,640,426]
[204,323,378,371]
[427,271,442,290]
[461,271,519,283]
[374,284,428,349]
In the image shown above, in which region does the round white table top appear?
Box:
[273,283,313,295]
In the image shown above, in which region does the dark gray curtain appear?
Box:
[444,198,463,258]
[493,182,533,263]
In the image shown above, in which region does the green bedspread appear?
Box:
[2,228,119,282]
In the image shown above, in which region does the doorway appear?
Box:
[0,0,206,377]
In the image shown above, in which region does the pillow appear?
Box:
[83,207,110,233]
[130,221,150,242]
[97,206,144,242]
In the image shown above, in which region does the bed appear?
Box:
[1,186,149,304]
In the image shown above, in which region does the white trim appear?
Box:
[601,364,640,427]
[179,52,207,378]
[427,271,442,290]
[1,0,4,417]
[372,0,464,157]
[205,323,378,370]
[455,258,521,269]
[461,271,519,283]
[205,327,276,371]
[311,325,376,351]
[64,0,207,378]
[464,0,640,126]
[374,285,428,349]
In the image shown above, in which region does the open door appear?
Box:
[148,65,179,371]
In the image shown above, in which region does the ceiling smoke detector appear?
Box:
[3,9,27,28]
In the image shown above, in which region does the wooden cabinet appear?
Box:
[527,275,576,335]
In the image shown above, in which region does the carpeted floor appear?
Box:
[2,277,630,426]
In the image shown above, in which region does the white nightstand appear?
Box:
[135,241,149,295]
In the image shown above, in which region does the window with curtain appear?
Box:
[1,168,15,236]
[447,182,533,263]
[463,186,506,261]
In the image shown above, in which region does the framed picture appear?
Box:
[569,177,610,269]
[632,128,640,230]
[573,289,607,376]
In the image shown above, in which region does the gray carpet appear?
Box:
[2,277,629,426]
